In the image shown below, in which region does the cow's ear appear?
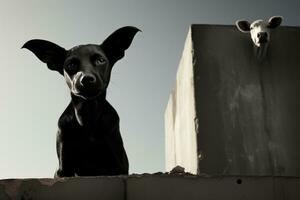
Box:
[22,39,67,75]
[236,20,251,33]
[268,16,283,29]
[100,26,140,66]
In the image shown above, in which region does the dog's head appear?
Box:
[236,16,283,47]
[23,26,140,100]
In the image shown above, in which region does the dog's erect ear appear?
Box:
[22,39,67,75]
[236,20,251,33]
[268,16,283,29]
[100,26,140,66]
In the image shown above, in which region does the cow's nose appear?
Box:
[257,32,268,39]
[80,74,96,86]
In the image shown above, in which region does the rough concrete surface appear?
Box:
[127,175,300,200]
[165,25,300,176]
[0,177,124,200]
[0,175,299,200]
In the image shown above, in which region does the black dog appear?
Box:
[23,26,139,177]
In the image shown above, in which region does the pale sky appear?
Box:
[0,0,299,179]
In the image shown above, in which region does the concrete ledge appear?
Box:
[165,25,300,175]
[0,175,299,200]
[0,176,124,200]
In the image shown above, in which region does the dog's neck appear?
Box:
[71,92,107,127]
[254,43,268,61]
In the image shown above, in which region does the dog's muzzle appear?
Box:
[257,32,269,44]
[73,73,104,99]
[80,74,96,87]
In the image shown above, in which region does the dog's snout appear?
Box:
[257,32,268,39]
[256,32,269,44]
[80,74,96,86]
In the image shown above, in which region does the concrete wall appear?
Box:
[165,28,198,174]
[165,25,300,176]
[0,175,299,200]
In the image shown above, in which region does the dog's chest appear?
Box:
[75,129,118,169]
[72,116,117,150]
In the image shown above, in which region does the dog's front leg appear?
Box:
[55,128,75,178]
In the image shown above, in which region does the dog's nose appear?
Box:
[80,74,96,86]
[257,32,268,39]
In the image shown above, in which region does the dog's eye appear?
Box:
[95,57,106,65]
[65,62,78,74]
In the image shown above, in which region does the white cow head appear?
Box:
[236,16,283,47]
